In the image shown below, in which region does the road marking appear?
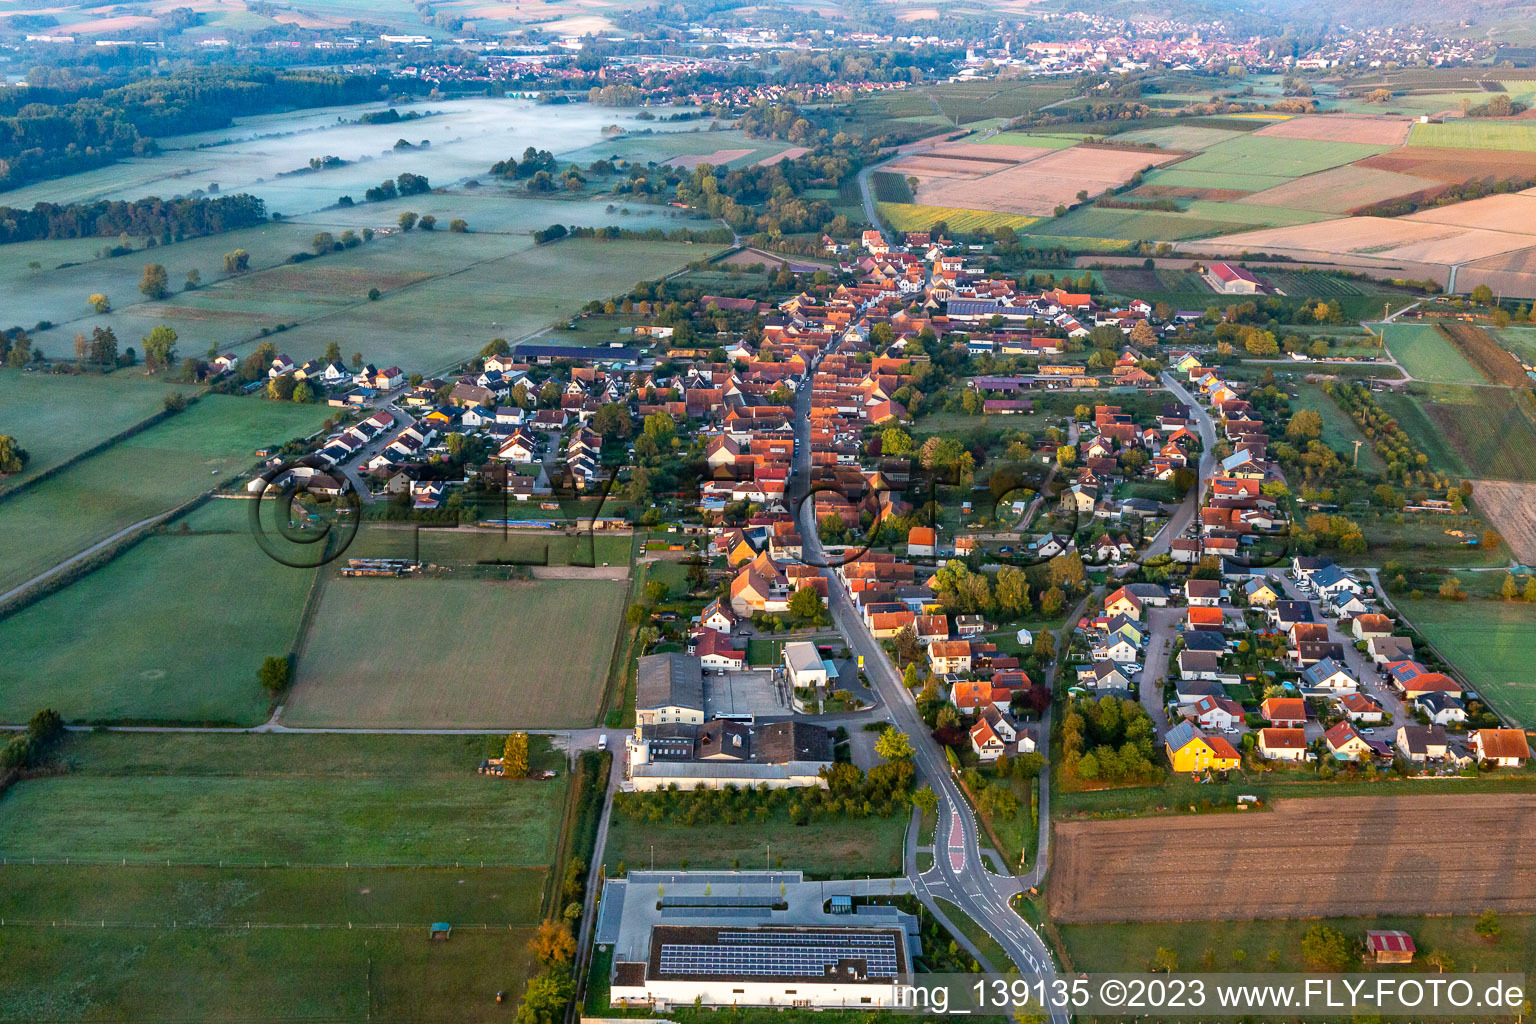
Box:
[947,807,967,870]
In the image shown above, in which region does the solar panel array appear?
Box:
[657,930,899,978]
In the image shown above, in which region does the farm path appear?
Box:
[0,506,184,606]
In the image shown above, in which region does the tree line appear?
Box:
[0,193,266,246]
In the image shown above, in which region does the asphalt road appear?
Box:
[788,366,1066,1013]
[1141,372,1219,561]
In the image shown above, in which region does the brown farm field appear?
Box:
[1236,164,1437,214]
[1437,322,1531,386]
[1474,480,1536,564]
[918,145,1179,217]
[664,148,754,169]
[283,577,627,729]
[1404,192,1536,232]
[1049,794,1536,923]
[1253,113,1414,145]
[1194,215,1536,269]
[1357,146,1536,183]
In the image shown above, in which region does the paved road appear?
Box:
[1142,372,1218,561]
[789,366,1064,1014]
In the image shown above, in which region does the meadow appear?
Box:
[1398,597,1536,727]
[34,232,722,374]
[0,370,199,491]
[1143,136,1390,193]
[1291,384,1386,473]
[0,500,314,725]
[1381,323,1486,384]
[1043,206,1240,242]
[0,395,329,598]
[283,576,627,728]
[0,731,565,865]
[0,730,559,1022]
[1060,913,1536,977]
[1407,120,1536,152]
[601,802,907,878]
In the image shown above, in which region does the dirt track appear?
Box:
[1475,480,1536,565]
[1049,794,1536,922]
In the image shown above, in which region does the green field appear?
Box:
[1408,120,1536,151]
[0,731,564,865]
[602,802,907,878]
[0,395,329,597]
[0,731,557,1023]
[32,233,722,375]
[284,575,627,728]
[0,500,314,725]
[1159,135,1391,182]
[1382,323,1486,384]
[876,202,1039,234]
[1491,327,1536,365]
[1060,913,1536,977]
[1044,207,1241,242]
[1111,125,1243,150]
[983,132,1082,150]
[1376,389,1472,477]
[1396,597,1536,727]
[1292,384,1386,473]
[0,370,200,492]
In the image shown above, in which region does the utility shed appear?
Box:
[1366,930,1414,964]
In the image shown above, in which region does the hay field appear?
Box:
[0,500,313,725]
[1050,794,1536,922]
[1409,120,1536,151]
[920,145,1177,217]
[0,396,329,598]
[1359,145,1536,183]
[1381,323,1485,384]
[284,577,626,728]
[1236,164,1438,213]
[1254,113,1414,145]
[0,371,200,492]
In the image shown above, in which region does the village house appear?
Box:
[1258,727,1311,762]
[1471,729,1531,767]
[1164,722,1241,773]
[1261,697,1306,728]
[1325,721,1373,762]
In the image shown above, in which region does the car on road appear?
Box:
[597,733,608,751]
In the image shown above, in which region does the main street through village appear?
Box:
[788,359,1068,1018]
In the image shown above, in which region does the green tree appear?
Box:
[449,219,468,233]
[516,970,574,1024]
[912,785,938,816]
[142,325,178,371]
[1286,409,1323,441]
[527,918,576,965]
[418,214,436,231]
[1150,947,1179,973]
[291,381,315,404]
[592,402,632,439]
[503,731,530,776]
[788,585,823,620]
[1300,924,1353,971]
[258,656,291,694]
[398,211,418,232]
[88,292,111,313]
[139,263,169,300]
[223,249,250,274]
[1471,284,1495,305]
[311,231,336,255]
[0,435,29,475]
[185,268,201,289]
[875,727,915,762]
[1475,909,1502,940]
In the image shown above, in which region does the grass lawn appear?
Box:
[0,500,314,725]
[284,576,627,728]
[0,395,329,597]
[1060,913,1536,976]
[342,522,633,568]
[1382,323,1485,384]
[1393,596,1536,728]
[1354,511,1510,568]
[0,370,200,492]
[935,897,1018,972]
[602,803,907,878]
[0,731,566,866]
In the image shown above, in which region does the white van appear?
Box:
[597,733,608,751]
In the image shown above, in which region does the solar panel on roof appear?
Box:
[657,930,899,978]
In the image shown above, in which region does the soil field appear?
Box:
[1357,146,1536,183]
[1050,794,1536,923]
[755,146,808,166]
[1132,184,1252,200]
[920,146,1177,217]
[1438,322,1531,385]
[1408,120,1536,151]
[932,141,1063,160]
[663,148,755,169]
[1254,113,1414,145]
[1474,479,1536,564]
[1236,164,1438,214]
[283,576,626,728]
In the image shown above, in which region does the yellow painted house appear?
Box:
[1165,722,1241,772]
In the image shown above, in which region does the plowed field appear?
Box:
[1050,794,1536,922]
